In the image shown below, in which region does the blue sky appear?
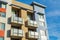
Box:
[17,0,60,40]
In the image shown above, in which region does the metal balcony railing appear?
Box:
[28,31,39,39]
[11,28,24,37]
[27,20,37,27]
[11,16,24,24]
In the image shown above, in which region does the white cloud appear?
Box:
[48,0,60,4]
[45,0,60,40]
[46,10,60,17]
[50,32,60,40]
[48,23,60,40]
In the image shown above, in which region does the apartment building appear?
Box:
[0,0,48,40]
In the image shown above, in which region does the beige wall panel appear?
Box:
[21,9,28,40]
[12,1,33,10]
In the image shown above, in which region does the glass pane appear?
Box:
[14,29,18,33]
[1,23,5,30]
[27,15,30,20]
[42,15,44,19]
[27,14,32,20]
[30,31,34,36]
[0,4,2,8]
[34,21,37,24]
[14,17,18,21]
[1,13,6,17]
[40,30,45,36]
[19,30,22,34]
[2,4,6,8]
[39,22,42,26]
[13,14,16,17]
[39,14,44,19]
[39,21,45,26]
[12,10,16,17]
[35,32,38,36]
[12,10,15,14]
[0,37,4,40]
[19,18,22,22]
[30,20,33,24]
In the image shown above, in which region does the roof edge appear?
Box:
[31,1,46,8]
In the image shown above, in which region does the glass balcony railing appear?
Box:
[11,16,24,24]
[11,28,24,37]
[27,20,37,27]
[41,36,47,40]
[28,31,39,39]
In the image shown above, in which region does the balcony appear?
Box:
[27,31,39,39]
[27,20,37,28]
[11,28,24,38]
[11,16,24,25]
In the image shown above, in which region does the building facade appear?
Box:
[0,0,48,40]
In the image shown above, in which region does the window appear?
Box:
[12,10,16,17]
[14,29,18,34]
[0,23,5,30]
[2,4,6,8]
[27,12,35,20]
[39,21,45,26]
[0,12,6,17]
[0,3,6,8]
[27,14,31,20]
[40,30,45,36]
[39,14,44,19]
[19,30,23,36]
[0,37,4,40]
[0,4,1,8]
[12,8,19,17]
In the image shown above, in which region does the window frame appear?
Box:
[39,21,45,27]
[0,12,6,18]
[27,12,35,20]
[37,13,44,20]
[0,23,5,30]
[39,14,44,19]
[0,2,7,9]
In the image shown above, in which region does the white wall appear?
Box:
[33,5,48,40]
